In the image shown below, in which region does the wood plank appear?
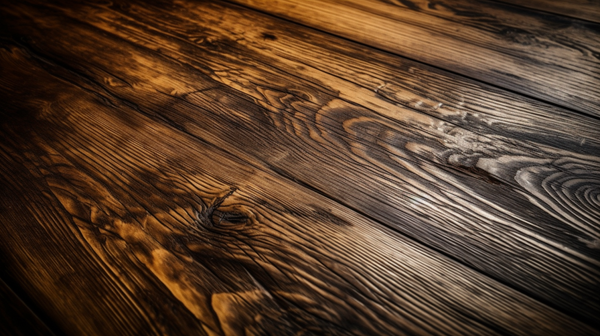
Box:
[228,0,600,117]
[1,37,595,336]
[2,0,599,328]
[0,278,56,336]
[493,0,600,24]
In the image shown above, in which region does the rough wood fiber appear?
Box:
[3,0,597,328]
[1,42,595,336]
[1,0,600,329]
[1,0,599,334]
[494,0,600,23]
[229,0,600,117]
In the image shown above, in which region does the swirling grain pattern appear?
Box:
[230,0,600,116]
[1,0,599,334]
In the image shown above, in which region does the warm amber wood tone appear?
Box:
[5,0,599,326]
[495,0,600,23]
[1,0,599,335]
[2,43,594,335]
[230,0,600,117]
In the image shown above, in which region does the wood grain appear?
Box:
[0,278,56,336]
[493,0,600,24]
[228,0,600,117]
[2,0,599,328]
[1,40,595,336]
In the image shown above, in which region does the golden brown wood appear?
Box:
[2,42,595,335]
[4,0,599,327]
[494,0,600,23]
[1,0,600,334]
[229,0,600,117]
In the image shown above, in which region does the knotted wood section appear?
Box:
[1,0,599,334]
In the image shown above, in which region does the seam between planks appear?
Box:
[219,0,600,122]
[0,275,61,336]
[11,27,600,331]
[488,0,600,25]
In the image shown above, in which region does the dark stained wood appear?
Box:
[494,0,600,24]
[0,278,56,336]
[229,0,600,117]
[1,0,600,334]
[3,0,599,328]
[1,41,595,336]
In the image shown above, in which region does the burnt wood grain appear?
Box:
[2,40,596,335]
[1,0,599,334]
[493,0,600,24]
[229,0,600,118]
[4,0,599,327]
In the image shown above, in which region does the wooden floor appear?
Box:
[1,0,599,334]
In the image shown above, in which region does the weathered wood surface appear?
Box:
[3,40,596,336]
[494,0,600,23]
[0,278,55,336]
[5,0,600,326]
[229,0,600,117]
[1,0,599,334]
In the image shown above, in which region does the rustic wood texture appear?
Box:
[1,0,599,334]
[2,41,595,336]
[229,0,600,117]
[494,0,600,23]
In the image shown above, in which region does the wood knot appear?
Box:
[192,187,250,230]
[260,32,277,41]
